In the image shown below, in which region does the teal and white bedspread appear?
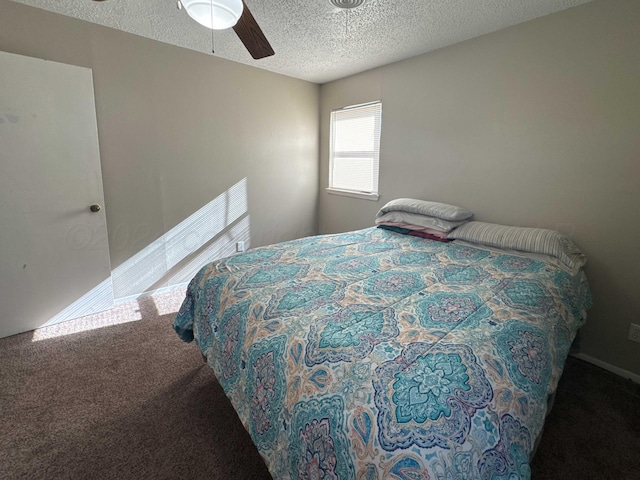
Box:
[174,227,591,480]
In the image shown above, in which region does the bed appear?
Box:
[174,204,591,480]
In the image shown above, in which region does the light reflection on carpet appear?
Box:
[31,287,187,341]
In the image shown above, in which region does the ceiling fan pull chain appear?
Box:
[211,2,215,53]
[345,9,349,38]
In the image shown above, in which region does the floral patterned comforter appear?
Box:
[174,227,591,480]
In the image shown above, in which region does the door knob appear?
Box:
[89,204,101,212]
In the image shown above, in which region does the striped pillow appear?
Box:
[376,198,473,222]
[448,221,587,271]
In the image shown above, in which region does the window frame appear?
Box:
[327,101,382,201]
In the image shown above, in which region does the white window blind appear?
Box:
[329,101,382,200]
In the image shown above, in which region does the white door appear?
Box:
[0,51,113,338]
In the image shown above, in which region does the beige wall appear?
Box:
[1,0,319,298]
[319,0,640,376]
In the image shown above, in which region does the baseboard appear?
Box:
[571,353,640,384]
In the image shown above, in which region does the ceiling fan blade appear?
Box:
[233,1,275,60]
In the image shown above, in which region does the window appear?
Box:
[328,101,382,200]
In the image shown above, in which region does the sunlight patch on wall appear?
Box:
[38,277,115,329]
[165,178,248,272]
[112,177,249,298]
[32,178,249,341]
[163,215,250,287]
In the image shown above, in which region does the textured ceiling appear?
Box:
[11,0,592,84]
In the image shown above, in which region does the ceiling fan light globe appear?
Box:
[182,0,244,30]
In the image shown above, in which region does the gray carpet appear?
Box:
[1,291,638,480]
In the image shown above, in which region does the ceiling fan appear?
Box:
[92,0,274,59]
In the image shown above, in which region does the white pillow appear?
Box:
[377,198,473,221]
[375,211,467,232]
